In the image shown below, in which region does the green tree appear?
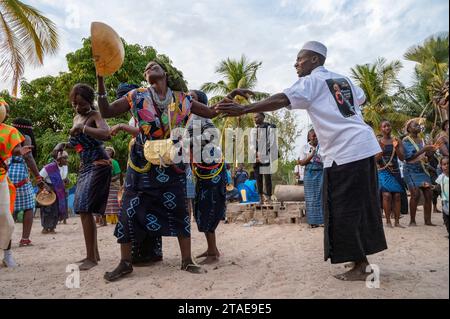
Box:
[0,0,59,96]
[4,38,187,174]
[350,57,410,134]
[402,32,449,131]
[265,110,301,162]
[200,55,271,166]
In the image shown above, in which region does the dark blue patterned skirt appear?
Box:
[74,160,111,215]
[193,165,226,233]
[115,165,190,244]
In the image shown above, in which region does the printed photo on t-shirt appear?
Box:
[326,78,357,118]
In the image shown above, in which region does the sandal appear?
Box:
[181,261,207,274]
[104,260,133,282]
[19,239,32,247]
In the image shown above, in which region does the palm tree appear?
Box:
[0,0,59,96]
[201,54,269,106]
[403,32,449,129]
[350,57,410,134]
[201,55,269,167]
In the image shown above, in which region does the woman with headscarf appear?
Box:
[8,118,44,246]
[375,120,406,228]
[186,89,226,264]
[54,84,112,271]
[96,59,244,281]
[0,98,37,267]
[39,149,69,233]
[299,129,324,228]
[402,119,440,226]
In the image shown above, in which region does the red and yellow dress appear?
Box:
[0,123,25,249]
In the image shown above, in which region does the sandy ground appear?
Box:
[0,207,448,299]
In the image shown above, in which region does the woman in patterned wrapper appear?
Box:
[186,90,226,264]
[54,84,112,271]
[109,83,164,266]
[97,59,226,281]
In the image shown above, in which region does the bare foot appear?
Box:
[395,223,406,228]
[196,251,209,259]
[199,255,220,265]
[425,222,437,226]
[386,221,394,228]
[181,260,207,274]
[79,259,98,271]
[196,251,221,260]
[409,221,417,227]
[76,256,100,263]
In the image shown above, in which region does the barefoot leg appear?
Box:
[423,188,436,226]
[178,236,206,274]
[79,213,98,270]
[393,193,405,227]
[94,220,100,262]
[382,192,393,227]
[199,232,220,265]
[22,209,33,240]
[409,188,420,226]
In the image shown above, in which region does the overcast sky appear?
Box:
[2,0,449,158]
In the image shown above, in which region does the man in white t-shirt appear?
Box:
[217,41,387,281]
[294,159,304,185]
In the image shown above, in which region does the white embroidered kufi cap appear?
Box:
[301,41,327,58]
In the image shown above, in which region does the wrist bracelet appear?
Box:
[83,125,87,134]
[97,93,107,99]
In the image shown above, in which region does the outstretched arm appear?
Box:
[216,93,290,116]
[97,76,131,118]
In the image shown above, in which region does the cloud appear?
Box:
[1,0,448,158]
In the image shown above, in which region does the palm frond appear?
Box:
[0,0,59,95]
